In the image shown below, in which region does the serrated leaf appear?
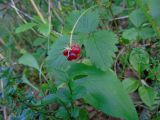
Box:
[138,27,155,39]
[122,28,138,41]
[122,78,140,93]
[65,10,99,33]
[129,9,146,27]
[129,48,149,73]
[84,31,118,71]
[15,22,36,33]
[123,27,155,41]
[18,53,40,70]
[69,64,138,120]
[138,86,157,108]
[46,36,73,72]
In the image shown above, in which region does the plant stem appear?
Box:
[30,0,46,24]
[68,81,74,109]
[69,5,98,47]
[59,98,72,119]
[47,0,51,52]
[10,0,27,23]
[0,79,7,120]
[69,2,111,46]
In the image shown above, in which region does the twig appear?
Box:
[52,30,63,36]
[0,79,7,120]
[52,7,64,25]
[10,0,27,23]
[10,0,46,38]
[0,0,20,11]
[45,0,64,25]
[9,3,33,20]
[30,0,46,24]
[72,0,77,10]
[47,0,52,51]
[58,0,62,11]
[110,16,128,21]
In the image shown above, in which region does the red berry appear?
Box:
[67,52,77,61]
[67,56,73,61]
[63,44,81,61]
[71,44,81,54]
[63,49,70,56]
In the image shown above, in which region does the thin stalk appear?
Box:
[68,81,74,109]
[47,0,52,52]
[11,0,27,23]
[11,0,45,38]
[30,0,46,24]
[0,79,7,120]
[69,3,111,46]
[69,5,97,47]
[59,98,72,119]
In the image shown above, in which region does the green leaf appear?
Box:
[18,53,40,70]
[148,0,160,19]
[35,94,57,106]
[71,107,79,118]
[38,22,51,36]
[56,88,71,105]
[138,86,157,108]
[138,27,155,39]
[22,74,39,91]
[15,22,36,33]
[122,78,140,93]
[65,10,99,33]
[72,86,86,100]
[78,108,89,120]
[129,9,146,27]
[56,107,69,119]
[46,36,73,72]
[68,64,138,120]
[84,31,118,71]
[122,28,138,41]
[122,27,155,41]
[112,5,124,15]
[129,48,149,73]
[33,38,46,46]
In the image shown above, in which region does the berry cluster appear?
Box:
[63,44,81,61]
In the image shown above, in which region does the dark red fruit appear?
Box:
[71,44,81,54]
[63,44,81,61]
[63,49,70,56]
[67,52,77,61]
[67,56,73,61]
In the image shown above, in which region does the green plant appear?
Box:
[1,0,160,119]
